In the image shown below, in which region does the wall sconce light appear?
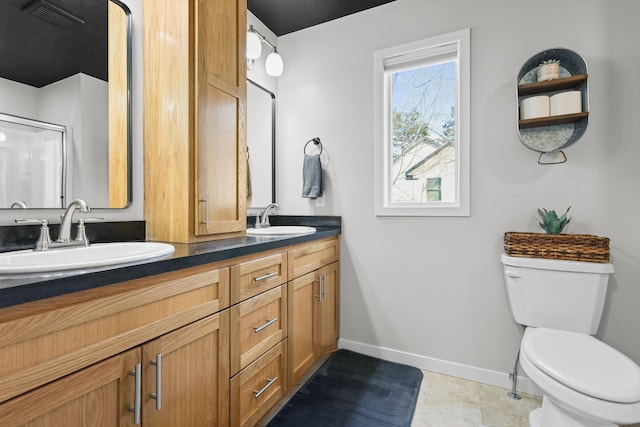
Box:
[246,25,283,77]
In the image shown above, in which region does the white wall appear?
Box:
[0,78,39,117]
[39,74,109,207]
[276,0,640,389]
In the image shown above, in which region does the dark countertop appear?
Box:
[0,216,341,309]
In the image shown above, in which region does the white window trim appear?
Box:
[374,28,470,217]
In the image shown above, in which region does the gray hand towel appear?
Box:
[302,154,322,199]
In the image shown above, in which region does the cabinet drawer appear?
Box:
[230,340,287,427]
[230,252,287,304]
[0,264,229,403]
[230,285,287,375]
[288,237,339,280]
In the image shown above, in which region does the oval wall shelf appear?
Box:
[516,48,589,164]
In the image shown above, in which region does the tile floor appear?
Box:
[260,359,640,427]
[411,370,541,427]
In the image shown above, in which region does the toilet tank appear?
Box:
[500,254,614,334]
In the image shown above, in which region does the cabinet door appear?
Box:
[0,347,140,427]
[316,262,339,355]
[195,0,247,236]
[288,272,317,386]
[142,311,230,427]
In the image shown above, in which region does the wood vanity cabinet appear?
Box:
[0,263,230,424]
[0,236,340,427]
[143,0,247,243]
[287,238,340,385]
[0,313,230,427]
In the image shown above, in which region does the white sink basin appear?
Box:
[0,242,175,276]
[246,226,316,236]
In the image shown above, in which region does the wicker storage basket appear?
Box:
[503,232,610,263]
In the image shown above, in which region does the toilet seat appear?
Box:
[522,328,640,403]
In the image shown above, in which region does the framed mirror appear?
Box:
[0,0,132,209]
[247,79,276,209]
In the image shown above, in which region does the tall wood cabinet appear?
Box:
[143,0,247,243]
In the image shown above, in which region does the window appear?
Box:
[374,29,470,216]
[426,177,442,202]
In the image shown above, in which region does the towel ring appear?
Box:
[304,137,323,155]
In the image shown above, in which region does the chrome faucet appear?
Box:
[57,199,91,243]
[14,199,96,251]
[260,203,280,227]
[10,200,27,209]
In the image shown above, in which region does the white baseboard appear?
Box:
[338,338,542,397]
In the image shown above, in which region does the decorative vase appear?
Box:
[537,63,560,81]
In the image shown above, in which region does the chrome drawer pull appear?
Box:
[254,271,278,282]
[199,194,209,227]
[253,377,278,398]
[149,353,162,410]
[128,363,142,424]
[253,317,278,333]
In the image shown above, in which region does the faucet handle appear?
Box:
[83,217,104,223]
[74,218,103,245]
[15,219,52,251]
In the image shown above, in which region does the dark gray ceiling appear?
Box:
[247,0,396,36]
[0,0,395,89]
[0,0,108,88]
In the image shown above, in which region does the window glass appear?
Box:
[374,29,470,216]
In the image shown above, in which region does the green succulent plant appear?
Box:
[537,206,572,235]
[541,59,560,65]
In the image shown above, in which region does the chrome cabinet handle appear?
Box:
[199,194,209,228]
[253,318,278,333]
[254,271,278,282]
[315,277,322,300]
[321,274,326,301]
[253,377,278,398]
[149,353,162,410]
[128,363,142,425]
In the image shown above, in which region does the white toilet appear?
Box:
[501,254,640,427]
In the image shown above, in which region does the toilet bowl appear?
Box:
[520,327,640,427]
[500,254,640,426]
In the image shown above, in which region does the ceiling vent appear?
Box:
[22,0,84,29]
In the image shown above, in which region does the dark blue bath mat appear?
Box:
[266,349,423,427]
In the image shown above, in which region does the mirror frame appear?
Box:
[116,0,134,209]
[247,78,276,209]
[0,0,133,210]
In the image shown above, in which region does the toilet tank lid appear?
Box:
[500,253,614,274]
[523,328,640,403]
